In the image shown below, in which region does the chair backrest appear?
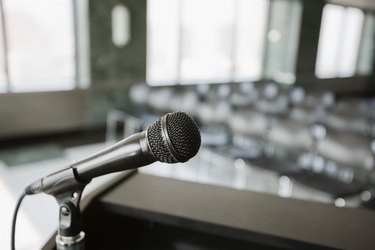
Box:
[268,119,313,151]
[326,109,370,135]
[198,101,233,125]
[317,130,374,171]
[229,110,269,138]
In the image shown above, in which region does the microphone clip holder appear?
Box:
[53,181,88,250]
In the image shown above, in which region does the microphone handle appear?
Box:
[26,131,156,196]
[74,131,155,181]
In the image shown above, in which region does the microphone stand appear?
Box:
[54,182,88,250]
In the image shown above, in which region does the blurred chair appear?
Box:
[147,87,176,113]
[285,128,373,201]
[128,83,150,107]
[230,82,258,108]
[255,83,289,116]
[335,98,375,120]
[267,118,313,161]
[288,86,306,107]
[106,110,143,144]
[316,130,374,172]
[289,104,326,124]
[251,118,313,175]
[225,110,269,159]
[169,90,200,116]
[230,110,269,139]
[197,100,233,147]
[304,90,335,109]
[326,106,372,135]
[288,173,364,205]
[197,100,233,126]
[289,90,335,125]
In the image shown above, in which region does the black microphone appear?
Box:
[25,111,201,196]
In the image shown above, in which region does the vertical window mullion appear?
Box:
[230,0,239,82]
[72,0,79,89]
[357,13,375,76]
[176,0,182,85]
[260,0,272,80]
[72,0,91,89]
[263,0,302,84]
[0,0,11,92]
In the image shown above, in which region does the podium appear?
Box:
[43,171,375,250]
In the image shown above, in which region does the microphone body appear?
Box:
[26,131,155,195]
[25,111,201,196]
[74,131,154,181]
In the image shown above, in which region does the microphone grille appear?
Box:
[147,112,201,163]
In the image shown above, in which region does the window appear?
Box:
[262,0,302,84]
[0,0,77,92]
[357,13,375,76]
[234,0,269,82]
[147,0,269,86]
[146,0,179,85]
[180,0,234,84]
[0,1,7,92]
[315,4,369,78]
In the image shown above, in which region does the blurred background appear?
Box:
[0,0,375,249]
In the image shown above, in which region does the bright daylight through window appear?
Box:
[1,0,75,92]
[315,4,374,78]
[147,0,269,86]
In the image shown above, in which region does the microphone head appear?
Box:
[147,111,201,163]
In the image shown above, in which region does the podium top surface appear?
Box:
[98,172,375,250]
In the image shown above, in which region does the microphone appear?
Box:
[25,111,201,196]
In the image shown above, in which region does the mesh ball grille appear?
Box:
[147,117,176,163]
[147,112,201,163]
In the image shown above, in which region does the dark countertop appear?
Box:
[98,172,375,250]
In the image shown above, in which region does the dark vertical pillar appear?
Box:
[295,0,325,84]
[87,0,147,126]
[89,0,147,84]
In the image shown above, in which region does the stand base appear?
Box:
[56,231,85,250]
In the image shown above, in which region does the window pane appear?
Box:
[263,0,302,84]
[147,0,179,86]
[315,4,344,78]
[0,7,6,93]
[357,14,375,76]
[315,4,364,78]
[234,0,268,82]
[180,0,234,84]
[4,0,75,92]
[338,8,364,77]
